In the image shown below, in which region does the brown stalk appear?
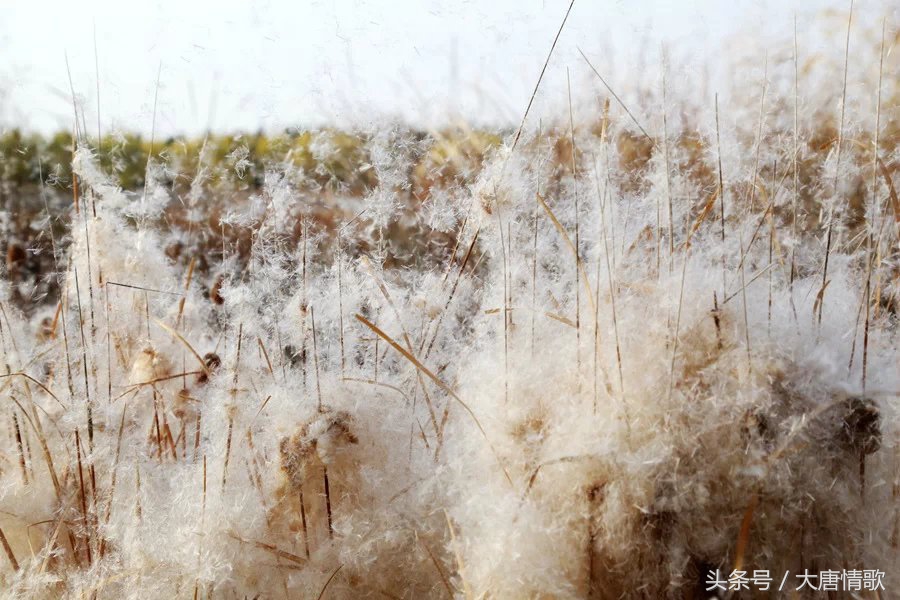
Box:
[193,454,207,600]
[175,257,196,330]
[496,201,510,404]
[862,21,887,397]
[818,0,854,326]
[257,337,275,380]
[229,532,307,566]
[732,493,759,573]
[592,156,625,406]
[578,47,652,143]
[0,527,19,572]
[505,0,575,163]
[222,323,243,491]
[99,401,128,558]
[310,308,323,412]
[74,429,93,566]
[361,257,445,451]
[417,532,454,598]
[298,483,311,559]
[422,229,480,360]
[323,464,334,539]
[536,192,596,320]
[316,564,344,600]
[11,410,28,484]
[443,510,472,600]
[153,319,211,377]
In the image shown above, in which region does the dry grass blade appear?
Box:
[417,532,455,598]
[536,192,596,320]
[342,377,412,404]
[545,312,576,328]
[106,281,182,296]
[124,370,203,391]
[577,47,652,142]
[506,0,576,159]
[316,564,344,600]
[355,314,514,488]
[229,533,307,566]
[153,319,211,377]
[360,256,441,437]
[176,257,196,328]
[443,509,473,600]
[423,229,480,359]
[0,526,19,571]
[257,336,275,379]
[7,395,62,501]
[732,493,759,573]
[0,372,68,410]
[813,279,831,321]
[876,157,899,230]
[688,188,720,242]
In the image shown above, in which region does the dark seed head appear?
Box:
[209,275,225,305]
[196,352,222,384]
[283,344,305,368]
[204,352,222,371]
[840,397,881,456]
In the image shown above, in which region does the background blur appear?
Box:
[2,0,890,136]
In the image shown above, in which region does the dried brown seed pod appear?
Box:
[840,397,881,456]
[283,344,305,368]
[6,243,26,281]
[196,352,222,384]
[173,388,196,420]
[164,242,183,261]
[204,352,222,371]
[278,409,359,487]
[37,316,55,343]
[129,346,172,385]
[279,432,317,489]
[209,274,225,305]
[6,243,26,268]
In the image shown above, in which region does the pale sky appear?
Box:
[0,0,890,136]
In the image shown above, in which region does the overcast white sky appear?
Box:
[0,0,891,136]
